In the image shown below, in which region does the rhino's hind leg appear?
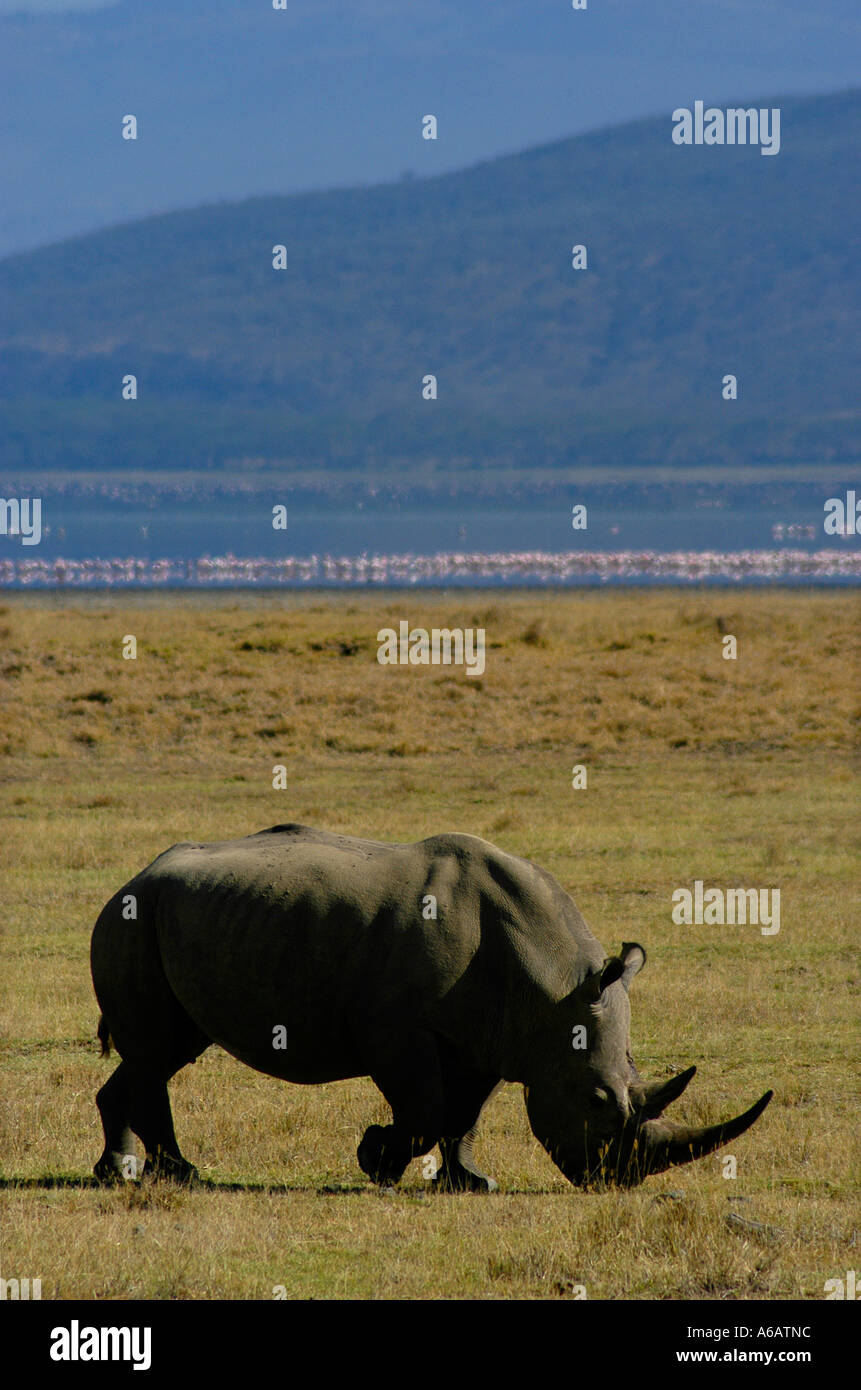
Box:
[93,1005,210,1184]
[129,1066,200,1184]
[94,1062,136,1182]
[94,1060,199,1184]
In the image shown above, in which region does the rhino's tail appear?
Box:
[96,1013,113,1058]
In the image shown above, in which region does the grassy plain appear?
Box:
[0,588,858,1300]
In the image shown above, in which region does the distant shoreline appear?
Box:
[0,466,853,508]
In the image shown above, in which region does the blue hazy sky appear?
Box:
[1,0,859,256]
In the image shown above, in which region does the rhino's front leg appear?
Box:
[434,1075,501,1193]
[436,1128,497,1193]
[358,1029,445,1186]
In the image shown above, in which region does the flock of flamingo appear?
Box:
[1,548,858,588]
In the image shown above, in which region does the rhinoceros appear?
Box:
[91,824,772,1189]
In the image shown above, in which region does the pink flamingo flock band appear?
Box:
[2,549,858,588]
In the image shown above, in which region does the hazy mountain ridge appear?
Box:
[1,89,859,478]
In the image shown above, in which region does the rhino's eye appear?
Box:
[591,1087,610,1107]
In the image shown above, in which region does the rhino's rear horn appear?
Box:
[639,1089,773,1174]
[636,1065,697,1119]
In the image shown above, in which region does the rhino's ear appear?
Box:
[599,956,625,991]
[582,944,645,1002]
[619,942,646,991]
[583,955,624,1002]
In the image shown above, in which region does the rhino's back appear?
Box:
[152,823,418,930]
[133,825,494,1079]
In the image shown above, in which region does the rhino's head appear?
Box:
[523,942,772,1188]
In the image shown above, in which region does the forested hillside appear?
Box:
[1,89,858,480]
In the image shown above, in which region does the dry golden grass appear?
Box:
[0,589,858,1299]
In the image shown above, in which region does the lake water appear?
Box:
[14,498,828,556]
[1,495,857,587]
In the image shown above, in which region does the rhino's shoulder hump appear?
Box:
[414,831,504,859]
[414,833,549,900]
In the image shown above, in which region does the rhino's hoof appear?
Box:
[93,1158,125,1185]
[142,1152,200,1185]
[433,1167,498,1194]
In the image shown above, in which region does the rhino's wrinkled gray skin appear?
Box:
[91,825,772,1189]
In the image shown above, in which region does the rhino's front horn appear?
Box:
[637,1089,773,1175]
